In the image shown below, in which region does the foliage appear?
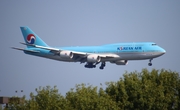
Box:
[65,84,119,110]
[8,69,180,110]
[0,105,2,110]
[105,69,180,110]
[8,86,65,110]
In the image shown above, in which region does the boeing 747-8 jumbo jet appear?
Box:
[12,27,166,69]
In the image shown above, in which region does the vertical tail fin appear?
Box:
[20,26,48,47]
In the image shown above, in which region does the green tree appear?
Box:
[8,96,26,110]
[8,86,65,110]
[65,83,119,110]
[27,86,65,110]
[0,104,2,110]
[105,69,180,110]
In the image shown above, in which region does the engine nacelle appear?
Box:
[112,60,128,65]
[87,54,101,63]
[60,51,73,59]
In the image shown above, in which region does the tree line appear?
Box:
[6,69,180,110]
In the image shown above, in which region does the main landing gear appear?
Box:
[84,63,96,68]
[99,62,105,70]
[148,59,153,66]
[84,62,106,69]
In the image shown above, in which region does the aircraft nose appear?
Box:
[163,49,166,53]
[160,48,166,55]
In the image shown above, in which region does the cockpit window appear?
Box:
[152,44,157,46]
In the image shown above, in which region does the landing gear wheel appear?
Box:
[99,62,105,70]
[84,63,96,68]
[148,63,152,66]
[84,65,88,68]
[99,66,104,69]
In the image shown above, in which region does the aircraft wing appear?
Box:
[20,42,119,62]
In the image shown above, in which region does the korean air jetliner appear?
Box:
[12,27,166,69]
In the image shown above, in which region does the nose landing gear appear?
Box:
[148,59,153,66]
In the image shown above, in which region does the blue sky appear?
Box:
[0,1,180,98]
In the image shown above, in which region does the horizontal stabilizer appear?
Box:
[20,42,59,51]
[20,42,35,47]
[11,47,24,51]
[11,47,40,53]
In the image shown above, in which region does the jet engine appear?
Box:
[60,51,73,59]
[111,60,128,65]
[87,54,101,63]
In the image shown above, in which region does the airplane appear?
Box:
[12,26,166,69]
